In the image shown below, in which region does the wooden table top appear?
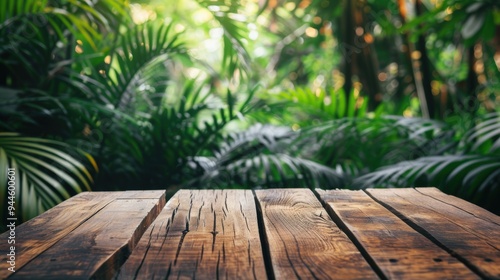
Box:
[1,187,499,279]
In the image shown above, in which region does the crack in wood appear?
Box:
[188,200,193,223]
[132,224,155,280]
[224,192,229,212]
[211,211,219,252]
[240,202,251,232]
[197,201,204,230]
[293,235,319,280]
[283,242,301,280]
[184,218,190,234]
[164,262,172,279]
[170,203,179,224]
[252,259,257,280]
[222,206,227,218]
[199,244,205,262]
[240,203,245,216]
[216,251,221,280]
[164,217,171,237]
[174,217,190,266]
[247,240,252,265]
[222,242,226,262]
[317,210,327,221]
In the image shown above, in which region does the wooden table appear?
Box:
[1,188,499,279]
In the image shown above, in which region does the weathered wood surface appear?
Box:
[255,189,377,279]
[0,191,119,278]
[317,189,479,279]
[366,187,500,279]
[2,187,499,280]
[116,189,267,280]
[2,191,166,280]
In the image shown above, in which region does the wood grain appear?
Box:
[8,190,165,279]
[366,187,500,279]
[116,189,267,280]
[416,187,500,225]
[254,188,377,279]
[1,191,119,278]
[317,189,479,279]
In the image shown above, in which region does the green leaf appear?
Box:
[0,133,95,225]
[461,11,485,39]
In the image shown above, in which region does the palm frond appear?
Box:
[139,79,256,187]
[188,153,345,189]
[0,133,95,227]
[354,155,500,213]
[283,87,370,118]
[196,0,252,77]
[0,0,126,50]
[295,116,455,175]
[184,123,344,189]
[462,112,500,154]
[251,87,373,126]
[214,123,294,165]
[72,21,185,113]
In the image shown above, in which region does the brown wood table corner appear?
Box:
[1,187,499,279]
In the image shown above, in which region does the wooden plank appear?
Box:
[0,191,119,278]
[366,188,500,279]
[416,187,500,225]
[316,189,479,279]
[116,189,267,280]
[0,191,166,278]
[9,191,165,279]
[254,188,378,279]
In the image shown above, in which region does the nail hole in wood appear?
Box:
[389,258,398,263]
[484,258,493,262]
[433,258,442,262]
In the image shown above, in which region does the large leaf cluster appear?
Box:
[0,133,94,230]
[190,112,500,214]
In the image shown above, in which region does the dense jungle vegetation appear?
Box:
[1,0,499,230]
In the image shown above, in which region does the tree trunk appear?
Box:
[466,45,479,112]
[340,0,354,104]
[339,0,381,110]
[415,0,435,119]
[354,3,381,110]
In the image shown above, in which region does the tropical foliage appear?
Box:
[0,133,94,221]
[1,0,499,231]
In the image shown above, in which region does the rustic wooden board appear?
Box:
[116,189,267,280]
[9,191,165,279]
[254,188,378,279]
[416,187,500,225]
[367,188,500,279]
[1,191,119,278]
[316,189,479,279]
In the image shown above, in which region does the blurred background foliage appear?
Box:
[0,0,499,230]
